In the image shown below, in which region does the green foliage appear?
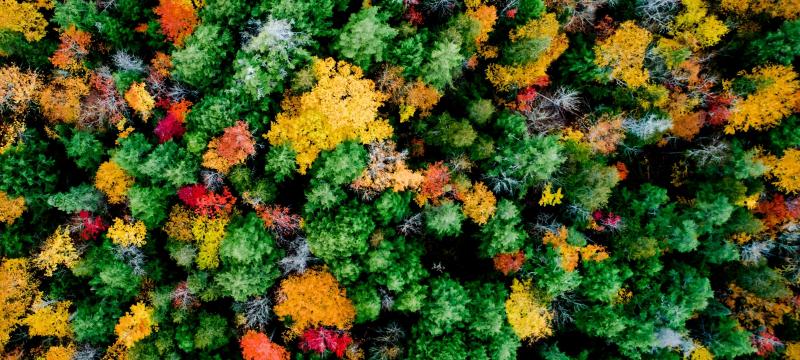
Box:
[310,141,368,186]
[193,312,230,350]
[305,199,375,262]
[61,129,105,170]
[334,7,397,71]
[47,184,104,213]
[418,277,470,336]
[479,199,527,257]
[216,213,283,300]
[172,24,233,89]
[374,191,412,225]
[127,186,171,227]
[422,40,464,90]
[746,19,800,66]
[489,135,565,196]
[425,200,465,237]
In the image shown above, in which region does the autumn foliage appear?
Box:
[273,269,356,334]
[240,330,290,360]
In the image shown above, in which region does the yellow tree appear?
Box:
[192,215,229,269]
[772,149,800,194]
[724,65,800,134]
[505,278,553,342]
[538,183,564,206]
[39,76,90,124]
[107,218,147,247]
[114,302,155,348]
[0,0,53,42]
[461,181,497,225]
[266,58,392,173]
[594,21,653,88]
[273,269,356,334]
[0,191,25,224]
[33,226,80,277]
[486,13,568,91]
[0,258,39,349]
[124,82,155,121]
[23,299,72,338]
[95,161,135,204]
[44,344,76,360]
[670,0,729,50]
[0,65,39,115]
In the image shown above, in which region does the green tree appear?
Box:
[334,7,397,71]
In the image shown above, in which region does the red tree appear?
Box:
[240,331,290,360]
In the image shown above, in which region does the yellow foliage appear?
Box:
[0,0,52,42]
[124,82,155,121]
[672,0,729,49]
[192,215,229,269]
[689,345,714,360]
[466,1,498,57]
[351,141,424,197]
[594,21,653,88]
[95,161,134,204]
[505,278,553,342]
[486,13,568,91]
[44,344,76,360]
[0,258,38,349]
[274,269,356,334]
[107,218,147,247]
[461,182,497,225]
[560,127,584,142]
[0,191,25,224]
[542,226,608,271]
[772,149,800,194]
[721,0,799,19]
[39,76,90,124]
[266,58,392,173]
[23,300,72,338]
[725,65,800,134]
[785,342,800,360]
[539,183,564,206]
[0,65,39,115]
[114,302,155,348]
[164,205,196,241]
[33,226,80,277]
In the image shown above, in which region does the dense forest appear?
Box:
[1,0,800,358]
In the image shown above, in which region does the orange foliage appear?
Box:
[0,65,39,115]
[615,162,629,181]
[461,182,497,224]
[95,161,135,204]
[50,25,91,71]
[0,191,25,224]
[542,226,608,271]
[0,258,38,349]
[23,300,72,338]
[415,161,451,206]
[586,116,625,154]
[202,121,256,174]
[724,283,794,331]
[351,141,423,197]
[39,76,90,124]
[493,251,526,275]
[114,302,155,348]
[267,58,392,173]
[164,205,196,241]
[273,269,356,335]
[154,0,199,47]
[150,52,173,78]
[668,92,704,140]
[240,330,290,360]
[754,194,799,229]
[466,0,498,58]
[402,81,442,121]
[44,344,76,360]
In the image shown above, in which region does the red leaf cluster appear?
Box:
[154,0,198,47]
[171,281,199,309]
[754,194,800,229]
[753,329,782,356]
[493,250,526,275]
[255,205,302,237]
[178,185,236,218]
[154,113,185,143]
[299,328,353,358]
[77,210,107,241]
[704,93,733,126]
[418,162,450,204]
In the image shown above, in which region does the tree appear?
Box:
[95,161,135,205]
[273,269,356,334]
[298,327,353,358]
[0,191,24,224]
[334,7,398,71]
[154,0,198,47]
[202,121,256,174]
[240,330,290,360]
[772,148,800,193]
[0,65,39,116]
[479,199,527,257]
[266,58,392,173]
[172,24,233,89]
[594,21,652,88]
[39,76,89,124]
[50,25,91,71]
[0,258,38,349]
[107,217,147,247]
[124,82,155,121]
[418,277,471,336]
[725,65,800,134]
[23,300,72,338]
[0,0,52,41]
[505,278,553,342]
[114,302,155,348]
[192,215,229,270]
[461,182,497,224]
[33,226,80,276]
[425,200,465,237]
[747,19,800,66]
[421,40,464,90]
[487,13,568,91]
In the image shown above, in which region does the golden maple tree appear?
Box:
[33,226,80,277]
[23,299,72,338]
[273,269,356,334]
[594,21,653,88]
[114,302,155,348]
[0,0,52,42]
[772,148,800,194]
[107,218,147,247]
[505,278,553,342]
[95,161,135,204]
[0,191,25,224]
[266,58,392,173]
[124,82,155,121]
[461,181,497,225]
[0,258,39,349]
[725,65,800,134]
